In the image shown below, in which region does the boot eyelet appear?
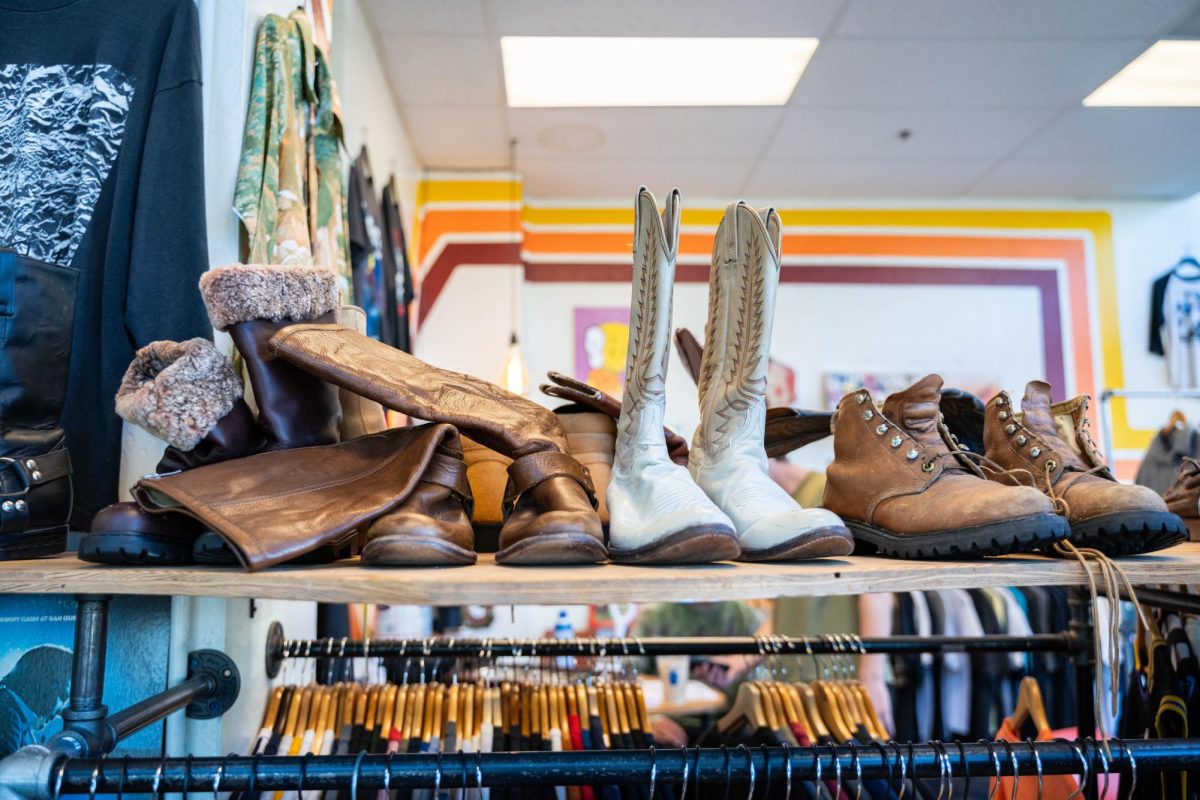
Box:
[1016,435,1028,446]
[14,500,24,511]
[996,397,1007,406]
[998,411,1009,420]
[1,501,12,513]
[922,461,935,472]
[875,423,888,435]
[1005,424,1017,435]
[1030,447,1041,458]
[862,409,874,421]
[960,443,971,452]
[905,449,919,461]
[856,393,868,404]
[30,471,41,482]
[1045,459,1057,471]
[890,436,903,448]
[23,459,35,470]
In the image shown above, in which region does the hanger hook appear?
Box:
[213,753,233,800]
[116,755,130,800]
[476,749,484,794]
[383,751,393,794]
[246,755,260,797]
[647,745,658,800]
[1118,739,1137,799]
[1090,738,1111,800]
[182,754,193,799]
[831,744,843,800]
[849,742,863,800]
[1026,740,1042,800]
[892,742,907,800]
[350,751,368,800]
[999,740,1018,800]
[737,744,755,800]
[931,742,947,800]
[1063,739,1088,800]
[151,756,165,800]
[720,745,732,800]
[88,755,104,800]
[780,742,792,800]
[678,746,691,800]
[434,751,443,798]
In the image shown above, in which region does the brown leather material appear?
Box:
[823,376,1058,535]
[363,449,476,566]
[133,424,460,571]
[556,410,615,523]
[763,408,834,459]
[155,399,264,473]
[461,436,510,526]
[540,372,688,465]
[268,323,605,563]
[91,501,203,541]
[673,327,704,384]
[983,383,1169,523]
[335,305,389,439]
[269,323,567,456]
[1163,458,1200,520]
[229,313,342,450]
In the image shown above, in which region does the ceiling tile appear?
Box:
[382,35,502,106]
[791,39,1150,108]
[520,158,754,199]
[488,0,847,36]
[509,107,784,161]
[743,159,993,197]
[967,158,1200,198]
[1012,107,1200,160]
[835,0,1200,39]
[363,0,487,36]
[765,107,1057,160]
[406,108,510,168]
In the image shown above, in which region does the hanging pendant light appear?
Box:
[502,332,529,395]
[500,138,529,396]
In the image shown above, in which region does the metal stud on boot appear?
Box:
[689,202,853,561]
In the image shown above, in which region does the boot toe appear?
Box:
[363,512,476,567]
[737,508,853,561]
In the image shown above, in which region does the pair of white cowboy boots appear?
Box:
[606,187,853,564]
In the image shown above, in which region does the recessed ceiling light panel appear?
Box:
[501,36,818,108]
[1084,40,1200,106]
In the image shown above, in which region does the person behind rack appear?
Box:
[0,644,72,757]
[631,601,769,746]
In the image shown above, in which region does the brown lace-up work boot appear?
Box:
[978,381,1187,556]
[823,375,1070,558]
[1162,458,1200,541]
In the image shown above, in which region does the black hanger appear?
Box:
[1172,254,1200,280]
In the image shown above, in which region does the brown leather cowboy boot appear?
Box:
[268,324,607,565]
[80,338,263,564]
[199,264,343,449]
[361,443,476,566]
[1162,458,1200,541]
[823,375,1070,558]
[978,381,1187,555]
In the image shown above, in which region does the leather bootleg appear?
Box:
[133,424,460,571]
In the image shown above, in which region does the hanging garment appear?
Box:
[1136,425,1200,494]
[381,180,414,352]
[1151,269,1200,388]
[348,150,399,344]
[0,0,211,528]
[233,10,350,286]
[991,720,1078,800]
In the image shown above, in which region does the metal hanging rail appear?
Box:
[35,740,1200,793]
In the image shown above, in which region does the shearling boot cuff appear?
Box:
[199,264,341,331]
[115,338,244,450]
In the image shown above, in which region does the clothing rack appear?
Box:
[1097,387,1200,461]
[32,740,1200,793]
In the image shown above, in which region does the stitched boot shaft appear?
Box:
[1162,459,1200,540]
[607,187,737,564]
[0,250,75,559]
[81,338,266,564]
[200,264,343,450]
[363,444,476,566]
[268,323,606,564]
[823,375,1067,558]
[688,201,851,561]
[979,381,1186,555]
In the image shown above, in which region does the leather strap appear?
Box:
[0,447,71,493]
[422,451,475,518]
[502,450,598,517]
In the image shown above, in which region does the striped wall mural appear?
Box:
[413,172,1145,478]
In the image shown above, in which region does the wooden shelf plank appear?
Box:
[0,543,1196,605]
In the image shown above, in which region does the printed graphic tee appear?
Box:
[1153,270,1200,389]
[0,0,211,527]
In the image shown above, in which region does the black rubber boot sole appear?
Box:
[78,531,196,565]
[0,525,67,560]
[1064,510,1187,557]
[609,524,740,565]
[848,513,1070,560]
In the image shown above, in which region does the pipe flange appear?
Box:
[185,649,240,720]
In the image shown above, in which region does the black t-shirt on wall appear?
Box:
[0,0,212,528]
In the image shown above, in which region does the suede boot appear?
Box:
[606,187,738,564]
[689,202,852,561]
[269,324,606,564]
[0,251,76,560]
[199,264,343,449]
[80,338,263,564]
[823,375,1070,558]
[1162,458,1200,541]
[976,381,1187,555]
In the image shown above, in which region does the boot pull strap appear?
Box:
[502,451,598,518]
[422,451,476,519]
[0,446,72,493]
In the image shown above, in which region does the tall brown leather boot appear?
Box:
[976,381,1187,556]
[80,338,263,564]
[823,375,1070,558]
[199,264,343,449]
[268,324,607,565]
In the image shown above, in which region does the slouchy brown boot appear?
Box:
[80,338,263,564]
[268,324,606,564]
[199,264,343,449]
[823,375,1070,558]
[978,381,1187,555]
[1162,458,1200,540]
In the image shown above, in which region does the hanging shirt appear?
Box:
[381,181,414,352]
[0,0,212,527]
[233,11,349,288]
[1154,271,1200,388]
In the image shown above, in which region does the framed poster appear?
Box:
[574,307,630,398]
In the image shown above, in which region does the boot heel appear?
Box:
[0,524,67,560]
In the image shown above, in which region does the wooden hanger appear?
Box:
[717,681,769,734]
[1164,410,1188,436]
[1010,676,1051,735]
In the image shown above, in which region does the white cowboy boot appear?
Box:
[607,187,740,564]
[689,201,854,561]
